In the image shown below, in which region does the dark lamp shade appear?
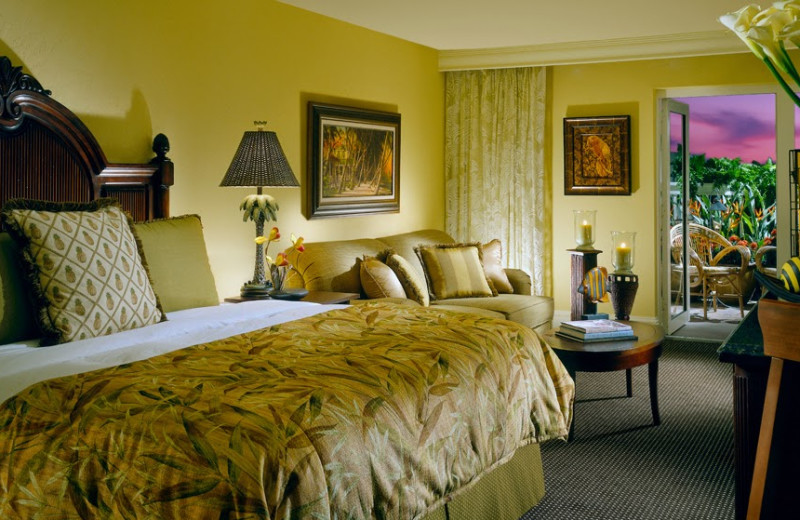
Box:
[219,130,299,188]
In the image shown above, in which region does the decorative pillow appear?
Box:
[415,243,497,300]
[481,239,514,293]
[1,198,165,346]
[360,256,406,299]
[386,253,430,306]
[0,232,38,344]
[134,215,219,312]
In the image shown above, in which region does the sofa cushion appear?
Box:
[432,294,553,330]
[416,243,496,300]
[431,303,505,320]
[360,256,406,299]
[386,253,430,306]
[482,239,514,294]
[286,238,388,293]
[134,215,219,312]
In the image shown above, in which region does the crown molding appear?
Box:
[438,30,747,71]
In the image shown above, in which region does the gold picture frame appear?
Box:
[306,102,400,219]
[564,115,631,195]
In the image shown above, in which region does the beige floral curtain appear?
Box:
[444,67,550,295]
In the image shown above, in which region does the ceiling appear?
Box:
[276,0,747,51]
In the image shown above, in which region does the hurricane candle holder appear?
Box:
[573,210,596,250]
[611,230,635,274]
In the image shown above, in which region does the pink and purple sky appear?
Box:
[674,94,800,164]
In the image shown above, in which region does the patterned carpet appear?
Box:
[523,338,734,519]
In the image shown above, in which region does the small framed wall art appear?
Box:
[564,115,631,195]
[306,102,401,219]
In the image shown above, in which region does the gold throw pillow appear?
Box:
[360,256,407,299]
[415,243,496,300]
[386,253,430,306]
[481,239,514,293]
[1,199,165,345]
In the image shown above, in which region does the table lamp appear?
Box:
[220,122,299,298]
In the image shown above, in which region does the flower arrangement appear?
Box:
[254,227,305,291]
[720,2,800,109]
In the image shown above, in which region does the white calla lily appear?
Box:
[722,2,800,108]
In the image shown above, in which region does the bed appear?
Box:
[0,56,574,519]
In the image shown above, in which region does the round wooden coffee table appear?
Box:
[544,321,665,440]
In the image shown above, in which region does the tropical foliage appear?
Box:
[672,148,777,251]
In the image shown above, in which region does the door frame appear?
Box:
[657,99,690,333]
[655,84,793,330]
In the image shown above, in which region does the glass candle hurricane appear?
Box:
[573,210,596,250]
[611,231,636,274]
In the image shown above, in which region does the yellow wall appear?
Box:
[550,52,778,320]
[0,0,444,298]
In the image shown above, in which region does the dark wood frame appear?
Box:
[0,57,172,221]
[306,102,400,219]
[564,115,631,195]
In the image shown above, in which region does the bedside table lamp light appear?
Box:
[220,122,299,298]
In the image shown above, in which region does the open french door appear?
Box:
[659,99,690,333]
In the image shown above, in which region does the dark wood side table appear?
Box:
[544,321,664,440]
[224,291,360,305]
[718,303,800,520]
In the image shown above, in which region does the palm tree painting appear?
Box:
[308,103,400,218]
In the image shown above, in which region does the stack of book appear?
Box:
[556,319,636,343]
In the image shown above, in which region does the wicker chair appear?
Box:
[755,244,778,279]
[669,224,703,310]
[670,224,754,319]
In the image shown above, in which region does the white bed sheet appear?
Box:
[0,300,342,404]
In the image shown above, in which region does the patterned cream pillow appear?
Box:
[1,199,165,345]
[415,243,497,300]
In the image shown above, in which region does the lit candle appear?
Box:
[614,242,632,271]
[580,220,592,246]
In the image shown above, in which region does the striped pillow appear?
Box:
[415,243,497,300]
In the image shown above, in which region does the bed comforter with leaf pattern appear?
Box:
[0,302,573,519]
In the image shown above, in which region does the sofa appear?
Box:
[285,229,554,333]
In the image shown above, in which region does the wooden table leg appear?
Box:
[747,357,784,520]
[648,360,661,426]
[626,368,632,397]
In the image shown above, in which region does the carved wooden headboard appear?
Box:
[0,57,173,221]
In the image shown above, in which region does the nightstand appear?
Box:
[224,291,359,305]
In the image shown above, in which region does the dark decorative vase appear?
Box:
[268,287,309,301]
[607,273,639,321]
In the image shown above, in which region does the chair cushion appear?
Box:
[416,243,496,300]
[1,199,164,345]
[386,253,430,306]
[360,256,406,299]
[134,215,219,312]
[482,239,514,293]
[432,294,553,330]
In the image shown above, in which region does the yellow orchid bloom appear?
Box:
[291,233,305,252]
[268,227,280,241]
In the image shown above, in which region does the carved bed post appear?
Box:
[150,133,173,219]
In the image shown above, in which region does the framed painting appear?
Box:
[306,102,401,219]
[564,115,631,195]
